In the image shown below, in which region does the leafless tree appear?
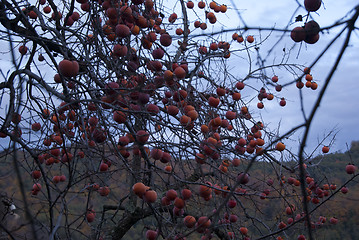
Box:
[0,0,358,239]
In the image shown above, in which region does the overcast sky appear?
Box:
[208,0,359,154]
[0,0,358,155]
[258,0,359,154]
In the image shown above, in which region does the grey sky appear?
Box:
[0,0,358,155]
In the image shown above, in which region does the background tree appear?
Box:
[0,0,358,239]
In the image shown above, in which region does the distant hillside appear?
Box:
[0,142,358,239]
[123,142,359,239]
[303,141,359,240]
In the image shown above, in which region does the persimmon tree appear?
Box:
[0,0,358,239]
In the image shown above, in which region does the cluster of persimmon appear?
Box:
[233,122,265,155]
[132,183,199,234]
[18,0,270,161]
[189,0,227,28]
[197,172,249,203]
[55,68,163,161]
[255,67,319,111]
[194,173,253,239]
[273,172,346,234]
[257,75,288,108]
[25,107,78,194]
[19,0,176,63]
[254,73,298,110]
[199,41,231,58]
[256,86,275,109]
[132,182,157,203]
[232,33,255,44]
[100,0,168,47]
[161,188,194,221]
[22,0,85,25]
[196,32,255,59]
[137,182,257,239]
[294,67,318,91]
[304,73,317,90]
[290,0,322,44]
[24,98,118,197]
[137,174,256,239]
